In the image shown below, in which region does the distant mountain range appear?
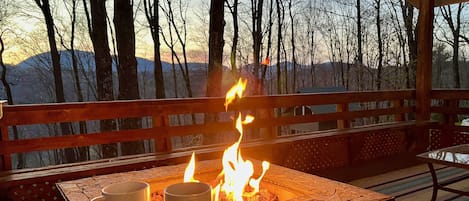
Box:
[15,50,343,74]
[16,50,209,72]
[3,50,374,104]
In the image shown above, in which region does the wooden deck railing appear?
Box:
[429,89,469,149]
[2,89,468,201]
[1,89,455,201]
[0,90,417,171]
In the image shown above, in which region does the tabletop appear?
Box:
[57,159,393,201]
[417,144,469,169]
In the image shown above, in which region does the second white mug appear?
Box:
[91,181,150,201]
[164,182,211,201]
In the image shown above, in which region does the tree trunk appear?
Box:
[207,0,224,98]
[34,0,75,163]
[114,0,144,155]
[356,0,363,65]
[452,32,461,88]
[441,4,463,88]
[68,0,88,162]
[400,0,417,89]
[275,0,283,94]
[251,0,264,95]
[227,0,239,79]
[288,0,296,92]
[310,30,316,87]
[376,0,383,90]
[144,0,165,99]
[84,0,118,158]
[205,0,224,145]
[261,0,274,83]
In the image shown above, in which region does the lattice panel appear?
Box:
[355,130,407,161]
[2,162,164,201]
[453,131,469,145]
[283,137,349,173]
[428,129,469,150]
[429,129,442,150]
[7,180,64,201]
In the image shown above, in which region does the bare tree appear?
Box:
[399,0,417,89]
[356,0,363,66]
[114,0,144,155]
[161,0,193,98]
[226,0,239,79]
[389,1,407,89]
[433,42,451,87]
[57,0,89,161]
[375,0,383,90]
[207,0,224,98]
[83,0,118,158]
[261,0,274,84]
[275,0,284,94]
[287,0,298,92]
[440,4,464,88]
[34,0,75,163]
[251,0,264,94]
[143,0,166,99]
[160,11,179,97]
[304,1,317,87]
[354,0,365,91]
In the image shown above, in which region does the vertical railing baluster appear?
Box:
[337,103,350,129]
[445,99,458,125]
[393,99,405,122]
[153,114,171,153]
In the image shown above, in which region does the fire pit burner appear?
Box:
[56,159,392,201]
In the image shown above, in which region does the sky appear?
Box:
[1,0,212,65]
[1,0,342,67]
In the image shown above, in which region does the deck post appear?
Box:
[0,100,9,170]
[416,0,434,151]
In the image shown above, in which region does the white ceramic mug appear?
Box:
[164,182,211,201]
[91,181,150,201]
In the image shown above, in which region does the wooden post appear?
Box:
[337,103,350,129]
[416,0,434,122]
[416,0,434,151]
[0,100,10,170]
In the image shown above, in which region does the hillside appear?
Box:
[16,50,210,72]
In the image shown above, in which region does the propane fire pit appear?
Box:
[57,159,392,201]
[57,79,392,200]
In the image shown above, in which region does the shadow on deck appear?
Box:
[350,164,469,201]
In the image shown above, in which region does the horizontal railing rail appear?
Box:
[430,89,469,120]
[0,90,417,171]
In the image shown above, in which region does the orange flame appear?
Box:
[224,79,247,111]
[217,78,270,200]
[183,152,199,182]
[182,78,270,201]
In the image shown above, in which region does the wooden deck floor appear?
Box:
[349,164,469,201]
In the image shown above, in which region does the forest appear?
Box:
[1,0,469,168]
